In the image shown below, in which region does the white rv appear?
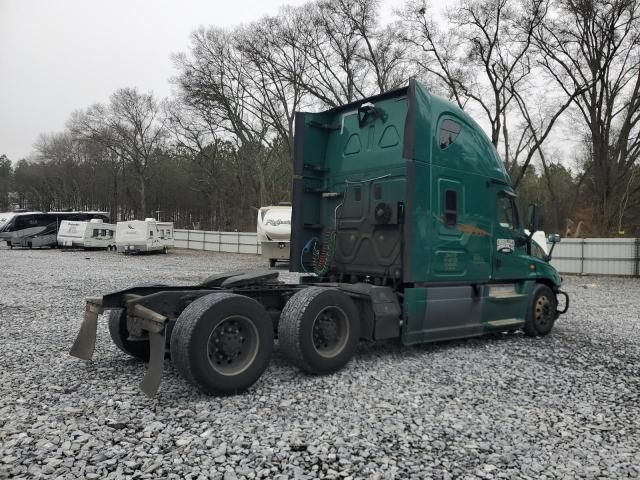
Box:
[257,205,292,267]
[0,211,110,248]
[116,218,174,254]
[57,219,117,250]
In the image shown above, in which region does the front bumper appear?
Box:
[556,289,570,315]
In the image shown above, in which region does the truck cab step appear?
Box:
[486,318,524,328]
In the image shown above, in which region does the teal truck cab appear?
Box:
[70,80,568,396]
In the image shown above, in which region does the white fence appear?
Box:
[551,238,640,276]
[174,230,262,255]
[174,230,640,276]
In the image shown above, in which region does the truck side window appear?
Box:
[444,190,457,226]
[439,119,461,149]
[497,194,519,229]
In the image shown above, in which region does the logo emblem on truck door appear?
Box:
[497,238,515,251]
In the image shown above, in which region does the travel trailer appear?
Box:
[71,80,568,398]
[57,219,117,250]
[0,211,110,248]
[256,204,292,267]
[115,218,174,254]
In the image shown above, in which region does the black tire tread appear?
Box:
[523,284,557,337]
[107,308,150,361]
[279,287,359,375]
[106,283,167,361]
[170,292,237,386]
[278,287,324,373]
[170,292,272,395]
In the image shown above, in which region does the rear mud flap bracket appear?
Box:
[69,298,104,360]
[130,303,169,397]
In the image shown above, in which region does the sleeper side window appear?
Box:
[497,194,519,230]
[444,190,457,226]
[439,119,461,149]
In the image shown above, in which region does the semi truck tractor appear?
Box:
[70,80,568,396]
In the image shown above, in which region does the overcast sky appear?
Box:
[0,0,332,161]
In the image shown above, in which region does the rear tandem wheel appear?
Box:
[107,283,168,361]
[278,287,360,375]
[170,292,274,395]
[108,308,150,361]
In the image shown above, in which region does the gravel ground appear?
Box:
[0,247,638,479]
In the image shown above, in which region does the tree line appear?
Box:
[1,0,639,235]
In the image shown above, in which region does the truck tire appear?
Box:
[108,308,150,361]
[170,293,273,395]
[523,284,557,337]
[278,287,360,375]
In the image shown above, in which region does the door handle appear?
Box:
[498,247,513,253]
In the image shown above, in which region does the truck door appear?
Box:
[492,190,528,280]
[430,176,493,282]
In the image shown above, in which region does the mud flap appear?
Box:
[69,298,104,360]
[139,328,167,397]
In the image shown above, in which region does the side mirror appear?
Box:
[545,233,561,262]
[526,204,538,233]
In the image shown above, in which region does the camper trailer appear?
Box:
[57,219,117,250]
[257,205,292,267]
[0,211,110,248]
[116,218,174,254]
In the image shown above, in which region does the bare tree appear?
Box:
[290,0,408,107]
[534,0,640,232]
[236,10,309,163]
[175,28,275,206]
[0,154,12,211]
[165,99,233,229]
[70,88,167,217]
[401,0,546,154]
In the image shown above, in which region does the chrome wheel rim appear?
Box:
[207,315,259,376]
[311,306,349,358]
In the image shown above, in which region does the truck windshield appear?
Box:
[530,239,547,260]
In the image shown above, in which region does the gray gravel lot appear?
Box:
[0,247,639,479]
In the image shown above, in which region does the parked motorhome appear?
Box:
[116,218,174,254]
[257,204,292,267]
[0,212,17,230]
[0,211,110,248]
[57,219,117,250]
